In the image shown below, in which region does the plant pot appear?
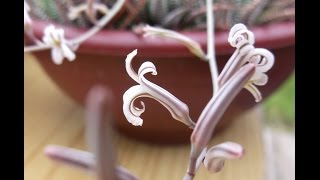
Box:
[28,20,295,144]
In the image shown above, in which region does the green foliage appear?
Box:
[263,73,295,130]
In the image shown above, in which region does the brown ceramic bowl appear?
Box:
[28,20,295,144]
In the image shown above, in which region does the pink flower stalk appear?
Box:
[184,63,255,179]
[192,63,255,149]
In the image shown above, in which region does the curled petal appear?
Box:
[241,48,274,101]
[246,48,274,73]
[228,23,255,48]
[138,61,157,77]
[251,72,268,86]
[123,49,195,128]
[125,49,139,83]
[244,83,262,102]
[203,142,244,173]
[123,85,150,126]
[228,24,247,41]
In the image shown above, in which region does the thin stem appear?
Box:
[70,0,125,45]
[183,146,207,180]
[24,44,51,52]
[206,0,219,95]
[183,2,220,179]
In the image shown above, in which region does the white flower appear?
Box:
[42,25,76,65]
[24,1,32,27]
[219,23,274,102]
[123,49,195,128]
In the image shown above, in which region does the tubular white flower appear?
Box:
[203,142,244,173]
[123,49,196,128]
[219,23,256,86]
[219,24,274,102]
[42,25,76,65]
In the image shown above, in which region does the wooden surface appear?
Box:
[24,54,264,180]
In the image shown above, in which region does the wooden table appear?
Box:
[24,54,264,180]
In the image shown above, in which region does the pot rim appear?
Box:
[30,20,295,57]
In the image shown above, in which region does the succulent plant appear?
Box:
[26,0,295,31]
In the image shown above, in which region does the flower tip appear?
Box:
[203,142,245,173]
[126,49,138,62]
[238,148,245,158]
[132,120,143,126]
[228,23,255,48]
[43,145,61,159]
[132,49,138,55]
[228,142,245,158]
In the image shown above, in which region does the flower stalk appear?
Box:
[206,0,219,95]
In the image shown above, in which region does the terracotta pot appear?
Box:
[28,20,295,144]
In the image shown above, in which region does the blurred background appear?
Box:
[261,73,295,180]
[263,74,295,131]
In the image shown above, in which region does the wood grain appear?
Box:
[24,54,264,180]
